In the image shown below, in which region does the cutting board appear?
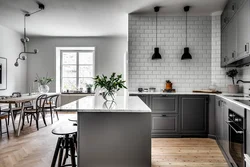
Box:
[193,90,222,94]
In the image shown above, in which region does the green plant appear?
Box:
[94,73,127,93]
[34,73,53,85]
[226,69,238,85]
[166,80,172,83]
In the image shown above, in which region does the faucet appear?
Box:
[236,80,250,84]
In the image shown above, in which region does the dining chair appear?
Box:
[1,92,22,125]
[22,94,48,130]
[43,94,60,124]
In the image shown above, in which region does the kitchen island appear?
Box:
[55,95,152,167]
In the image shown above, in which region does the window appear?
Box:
[60,50,94,92]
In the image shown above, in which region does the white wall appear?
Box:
[128,15,212,92]
[0,25,27,95]
[27,37,127,92]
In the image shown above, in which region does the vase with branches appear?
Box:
[226,69,238,85]
[226,69,239,93]
[34,73,53,93]
[93,73,127,101]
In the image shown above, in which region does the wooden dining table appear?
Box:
[0,93,60,136]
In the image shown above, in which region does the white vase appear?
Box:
[227,85,239,94]
[38,84,50,93]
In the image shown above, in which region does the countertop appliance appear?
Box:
[226,109,246,167]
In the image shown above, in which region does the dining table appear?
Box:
[0,93,60,136]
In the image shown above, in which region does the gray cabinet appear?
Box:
[237,0,250,60]
[150,95,178,114]
[179,96,208,134]
[151,114,178,134]
[221,0,250,66]
[227,15,237,64]
[215,97,223,146]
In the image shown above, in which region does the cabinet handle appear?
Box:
[161,95,167,97]
[232,52,235,58]
[232,4,235,11]
[162,114,167,117]
[245,43,249,53]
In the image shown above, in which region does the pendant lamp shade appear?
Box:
[181,6,192,60]
[152,6,162,60]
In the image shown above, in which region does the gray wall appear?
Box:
[27,37,127,92]
[0,25,27,95]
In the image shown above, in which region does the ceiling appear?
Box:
[0,0,227,37]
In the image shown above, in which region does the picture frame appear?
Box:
[0,57,7,90]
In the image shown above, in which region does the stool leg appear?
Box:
[51,137,62,167]
[62,135,69,165]
[5,118,9,139]
[69,138,76,167]
[58,141,64,167]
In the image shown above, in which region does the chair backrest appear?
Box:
[36,94,48,110]
[47,94,60,108]
[12,92,22,107]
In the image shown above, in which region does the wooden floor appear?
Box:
[0,113,228,167]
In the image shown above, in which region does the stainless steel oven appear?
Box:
[226,109,246,167]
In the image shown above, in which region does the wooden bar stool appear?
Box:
[0,113,9,139]
[51,126,77,167]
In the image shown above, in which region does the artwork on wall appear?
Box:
[0,57,7,90]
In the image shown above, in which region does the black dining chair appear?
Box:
[43,94,60,124]
[1,92,22,125]
[22,94,48,130]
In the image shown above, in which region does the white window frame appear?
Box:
[56,47,95,92]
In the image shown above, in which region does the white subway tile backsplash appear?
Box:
[128,14,235,92]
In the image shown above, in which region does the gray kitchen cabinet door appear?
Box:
[226,15,237,64]
[179,96,208,134]
[221,101,230,155]
[221,26,228,67]
[221,6,229,30]
[150,95,178,114]
[237,0,250,59]
[151,114,178,134]
[215,97,223,146]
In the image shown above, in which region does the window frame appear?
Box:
[60,50,95,92]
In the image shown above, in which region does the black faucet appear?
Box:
[237,80,250,84]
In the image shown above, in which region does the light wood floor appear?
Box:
[0,113,228,167]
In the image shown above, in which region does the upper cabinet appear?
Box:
[236,0,250,60]
[221,0,250,67]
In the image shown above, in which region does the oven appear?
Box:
[227,109,246,167]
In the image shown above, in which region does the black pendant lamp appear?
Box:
[181,6,192,60]
[152,6,162,60]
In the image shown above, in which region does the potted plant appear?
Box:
[86,84,93,93]
[34,73,53,93]
[226,69,239,93]
[93,73,127,101]
[166,80,172,90]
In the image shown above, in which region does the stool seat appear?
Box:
[52,126,77,135]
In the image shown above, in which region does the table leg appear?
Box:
[17,103,25,137]
[9,104,16,133]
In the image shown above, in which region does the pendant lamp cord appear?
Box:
[156,11,158,47]
[185,11,187,47]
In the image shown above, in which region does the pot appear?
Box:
[227,85,239,94]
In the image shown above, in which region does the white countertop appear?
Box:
[55,96,151,113]
[130,91,250,111]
